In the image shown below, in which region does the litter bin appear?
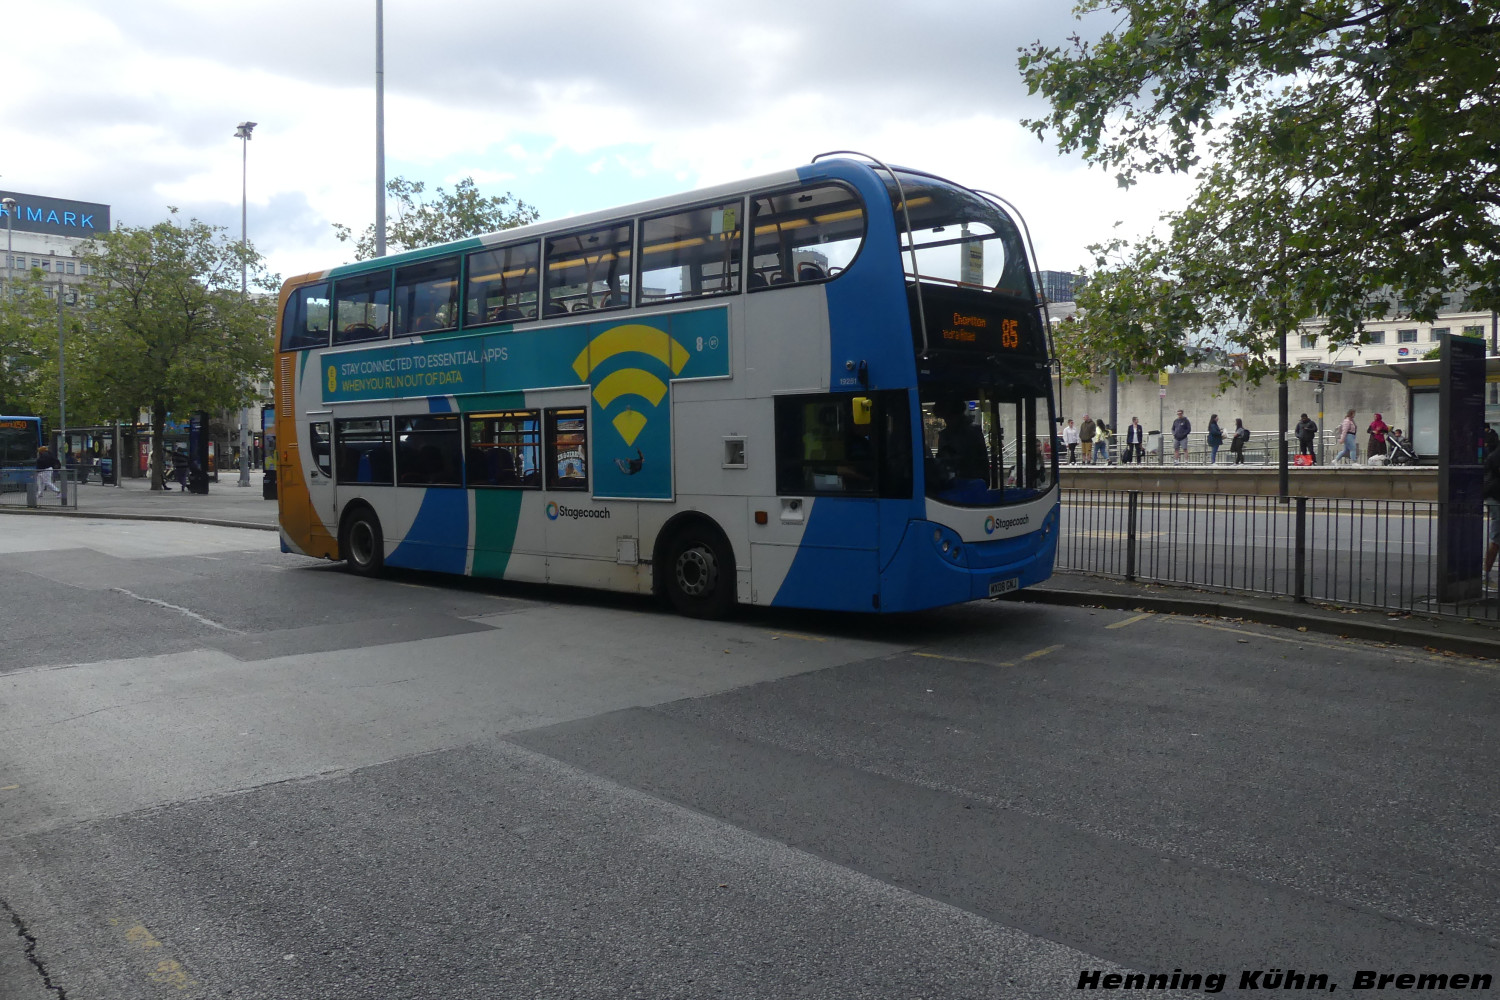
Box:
[100,458,117,485]
[262,469,277,500]
[188,469,210,495]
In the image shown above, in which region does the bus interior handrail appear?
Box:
[812,150,930,359]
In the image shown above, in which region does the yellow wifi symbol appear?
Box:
[572,324,689,446]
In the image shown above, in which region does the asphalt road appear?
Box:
[1,516,1496,998]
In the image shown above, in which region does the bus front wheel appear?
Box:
[665,526,735,619]
[343,508,385,576]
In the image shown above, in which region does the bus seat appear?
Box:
[798,262,826,282]
[544,301,569,317]
[749,272,768,289]
[356,452,373,483]
[571,302,593,312]
[770,272,790,285]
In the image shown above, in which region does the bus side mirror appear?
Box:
[851,396,873,427]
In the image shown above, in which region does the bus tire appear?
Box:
[342,507,385,577]
[664,524,735,619]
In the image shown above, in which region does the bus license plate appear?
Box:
[989,577,1019,597]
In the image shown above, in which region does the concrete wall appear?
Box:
[1054,369,1408,438]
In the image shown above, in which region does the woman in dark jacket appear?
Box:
[1230,418,1249,465]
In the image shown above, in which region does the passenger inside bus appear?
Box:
[933,397,989,484]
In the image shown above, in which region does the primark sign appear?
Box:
[0,191,110,238]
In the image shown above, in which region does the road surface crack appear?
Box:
[0,896,68,998]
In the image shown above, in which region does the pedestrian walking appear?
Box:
[1230,418,1249,465]
[1171,410,1191,463]
[1124,417,1144,464]
[1367,413,1389,459]
[1062,419,1080,463]
[171,448,190,492]
[1206,415,1223,465]
[1485,443,1500,589]
[1334,410,1358,464]
[1295,413,1318,463]
[1080,415,1096,464]
[1093,418,1111,464]
[34,445,62,495]
[1484,424,1500,458]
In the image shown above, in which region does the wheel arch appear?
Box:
[651,511,737,598]
[336,497,378,559]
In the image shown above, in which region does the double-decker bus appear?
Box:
[273,154,1058,616]
[0,415,43,492]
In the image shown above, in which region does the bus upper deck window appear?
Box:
[466,242,539,324]
[749,184,864,291]
[544,223,632,316]
[394,256,461,336]
[280,283,330,351]
[332,271,392,345]
[638,200,743,306]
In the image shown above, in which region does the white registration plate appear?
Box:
[988,577,1020,597]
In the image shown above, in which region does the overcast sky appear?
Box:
[2,0,1195,285]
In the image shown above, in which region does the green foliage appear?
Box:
[334,176,540,260]
[1020,0,1500,380]
[74,211,277,489]
[0,275,65,414]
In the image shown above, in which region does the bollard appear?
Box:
[26,478,37,508]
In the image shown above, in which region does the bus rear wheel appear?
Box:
[343,508,385,577]
[665,526,735,619]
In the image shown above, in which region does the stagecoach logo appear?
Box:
[985,514,1030,534]
[546,502,611,521]
[984,516,996,534]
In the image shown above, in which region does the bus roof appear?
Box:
[280,157,962,292]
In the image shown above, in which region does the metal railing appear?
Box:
[1059,488,1494,621]
[0,468,80,508]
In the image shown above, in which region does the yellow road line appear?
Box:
[0,784,17,791]
[1021,644,1064,661]
[1105,613,1154,630]
[770,631,827,642]
[108,917,199,992]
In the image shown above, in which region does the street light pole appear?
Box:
[2,196,15,296]
[57,276,67,501]
[375,0,387,257]
[235,121,257,488]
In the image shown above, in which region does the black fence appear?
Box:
[1059,489,1495,621]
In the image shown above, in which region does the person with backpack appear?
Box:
[1295,413,1318,463]
[1230,418,1250,464]
[1080,415,1096,463]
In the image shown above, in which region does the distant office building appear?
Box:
[0,190,112,292]
[1289,291,1497,368]
[1033,269,1084,304]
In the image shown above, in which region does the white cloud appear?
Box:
[0,0,1189,283]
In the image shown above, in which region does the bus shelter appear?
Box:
[1353,356,1500,461]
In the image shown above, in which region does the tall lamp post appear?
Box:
[375,0,386,257]
[2,196,15,295]
[235,120,257,488]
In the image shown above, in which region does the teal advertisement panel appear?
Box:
[321,308,730,500]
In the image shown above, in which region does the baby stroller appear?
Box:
[1387,435,1416,466]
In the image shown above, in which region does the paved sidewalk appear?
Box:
[0,471,278,530]
[1017,571,1500,660]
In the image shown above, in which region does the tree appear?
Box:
[1020,0,1500,381]
[74,212,277,490]
[334,176,540,260]
[0,275,62,414]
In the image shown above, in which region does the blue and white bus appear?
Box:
[273,154,1058,616]
[0,415,43,493]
